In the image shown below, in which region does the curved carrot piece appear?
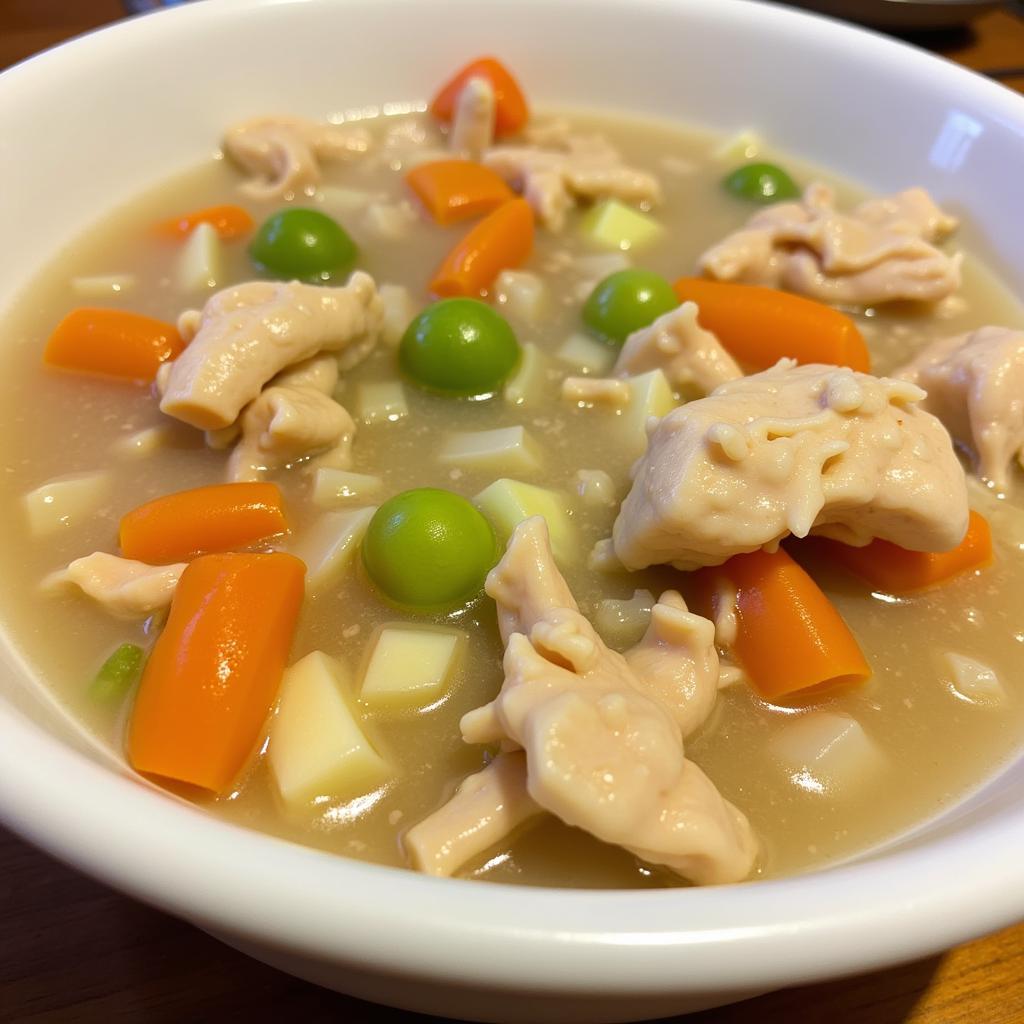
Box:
[673,278,871,373]
[430,198,534,298]
[430,56,529,138]
[120,482,289,564]
[44,308,184,382]
[691,547,870,700]
[154,203,255,241]
[128,552,305,793]
[817,509,992,594]
[406,159,514,225]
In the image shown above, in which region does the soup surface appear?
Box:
[2,77,1023,888]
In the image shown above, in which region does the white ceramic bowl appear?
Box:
[2,1,1023,1020]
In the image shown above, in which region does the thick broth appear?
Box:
[1,110,1022,887]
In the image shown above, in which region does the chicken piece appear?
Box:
[613,360,969,571]
[897,325,1024,491]
[483,135,661,232]
[561,376,631,407]
[159,273,382,431]
[228,386,356,482]
[699,183,961,306]
[459,518,755,885]
[449,76,496,159]
[223,116,372,200]
[613,302,742,398]
[403,752,543,877]
[45,552,184,619]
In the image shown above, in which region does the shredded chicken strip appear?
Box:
[613,302,742,398]
[898,325,1024,490]
[449,76,496,158]
[699,183,961,305]
[45,553,185,620]
[223,116,372,200]
[159,272,382,431]
[483,135,661,232]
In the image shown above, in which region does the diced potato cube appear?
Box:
[504,343,548,407]
[579,199,664,252]
[378,283,419,348]
[439,426,540,475]
[269,651,393,807]
[594,589,655,649]
[494,270,546,325]
[358,380,409,425]
[23,472,110,537]
[945,652,1006,705]
[316,185,382,214]
[556,333,614,375]
[363,200,418,241]
[770,711,885,795]
[289,506,376,594]
[177,222,223,292]
[313,468,384,508]
[618,369,677,461]
[574,468,617,508]
[475,478,574,563]
[359,625,466,709]
[712,130,762,162]
[112,426,176,459]
[71,274,135,298]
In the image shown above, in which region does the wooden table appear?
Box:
[2,3,1023,1021]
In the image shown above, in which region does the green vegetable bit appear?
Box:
[722,162,799,204]
[249,208,358,282]
[88,643,146,703]
[400,298,520,397]
[362,488,498,609]
[582,269,678,346]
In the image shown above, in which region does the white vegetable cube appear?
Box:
[316,185,381,215]
[945,653,1006,705]
[177,222,223,292]
[23,472,110,537]
[378,283,419,348]
[312,467,384,508]
[269,651,393,807]
[112,426,176,459]
[556,333,614,375]
[289,506,376,594]
[579,199,664,252]
[357,380,408,425]
[363,200,417,241]
[360,626,466,709]
[475,478,575,563]
[712,129,762,162]
[439,426,540,475]
[618,369,677,461]
[504,343,548,407]
[71,274,135,298]
[770,711,885,795]
[494,270,546,325]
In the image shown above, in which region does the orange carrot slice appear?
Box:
[430,198,534,298]
[127,552,305,793]
[406,159,514,225]
[44,308,184,382]
[691,547,870,700]
[817,509,993,594]
[154,203,255,241]
[120,482,289,564]
[430,56,529,138]
[673,278,871,373]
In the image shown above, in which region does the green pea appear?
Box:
[582,269,678,346]
[722,162,799,204]
[362,488,498,609]
[249,208,357,282]
[400,298,520,397]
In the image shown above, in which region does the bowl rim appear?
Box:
[2,0,1024,997]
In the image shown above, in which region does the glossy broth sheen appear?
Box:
[2,110,1023,888]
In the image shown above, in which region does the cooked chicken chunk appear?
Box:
[699,184,961,306]
[449,76,496,158]
[613,361,969,571]
[460,518,755,885]
[613,302,742,398]
[898,325,1024,490]
[159,273,382,431]
[561,376,631,406]
[46,552,184,619]
[403,752,542,877]
[223,116,372,200]
[483,135,661,232]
